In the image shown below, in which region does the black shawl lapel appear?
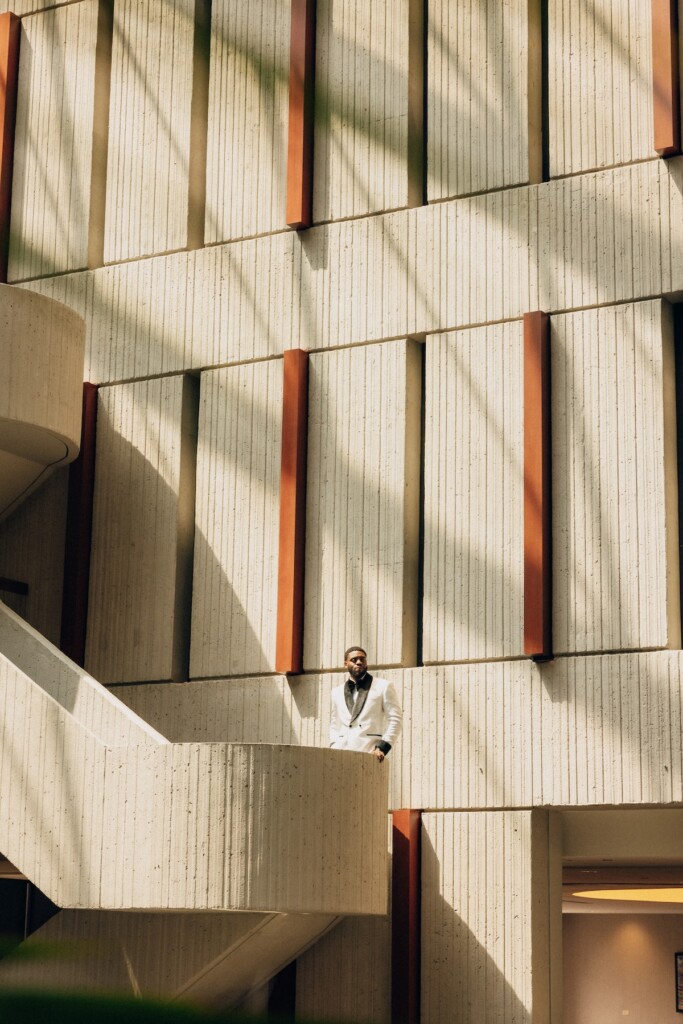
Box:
[350,673,372,724]
[344,680,355,715]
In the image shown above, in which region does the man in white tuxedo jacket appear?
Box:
[329,647,403,762]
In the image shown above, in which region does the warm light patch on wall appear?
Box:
[573,889,683,904]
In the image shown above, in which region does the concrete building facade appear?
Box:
[1,0,683,1021]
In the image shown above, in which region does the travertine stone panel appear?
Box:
[421,810,554,1024]
[116,650,683,813]
[104,0,194,262]
[86,377,190,683]
[427,0,528,201]
[296,915,391,1023]
[304,340,421,671]
[313,0,409,222]
[8,2,98,281]
[548,0,652,175]
[552,301,679,654]
[0,470,68,643]
[423,324,524,662]
[24,158,683,384]
[205,0,290,243]
[190,361,282,678]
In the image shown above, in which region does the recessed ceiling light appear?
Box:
[573,888,683,903]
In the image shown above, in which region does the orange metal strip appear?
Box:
[60,384,99,666]
[276,349,309,673]
[653,0,681,156]
[0,12,19,283]
[286,0,316,229]
[524,311,552,660]
[392,809,421,1024]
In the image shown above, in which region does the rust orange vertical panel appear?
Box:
[392,809,421,1024]
[0,12,19,283]
[524,312,552,660]
[286,0,316,229]
[652,0,681,156]
[60,383,98,666]
[276,349,309,673]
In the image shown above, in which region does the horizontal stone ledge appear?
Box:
[21,157,683,385]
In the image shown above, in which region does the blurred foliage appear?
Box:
[0,990,297,1024]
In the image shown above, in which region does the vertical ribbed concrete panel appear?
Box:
[296,916,391,1023]
[313,0,409,222]
[205,1,290,243]
[548,0,652,175]
[422,811,553,1024]
[423,324,524,663]
[553,301,679,655]
[86,377,189,683]
[0,471,68,644]
[21,159,683,384]
[111,673,333,746]
[8,2,98,281]
[304,340,421,672]
[190,361,282,679]
[427,0,528,201]
[104,0,194,262]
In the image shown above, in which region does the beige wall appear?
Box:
[86,376,196,684]
[9,1,98,282]
[0,470,68,644]
[296,915,391,1024]
[21,158,683,383]
[548,0,653,176]
[422,810,558,1024]
[553,300,680,654]
[304,340,421,672]
[191,361,282,678]
[313,0,409,222]
[564,915,683,1024]
[113,649,683,813]
[423,322,524,662]
[104,0,195,262]
[205,0,290,244]
[427,0,530,201]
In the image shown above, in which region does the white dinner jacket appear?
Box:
[329,674,403,753]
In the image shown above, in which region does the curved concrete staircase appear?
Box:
[0,291,389,1007]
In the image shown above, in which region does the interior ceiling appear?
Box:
[563,866,683,914]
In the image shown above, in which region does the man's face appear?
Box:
[345,650,368,679]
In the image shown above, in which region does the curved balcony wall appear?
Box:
[0,286,85,521]
[0,603,388,916]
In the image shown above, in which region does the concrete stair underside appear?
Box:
[0,907,340,1008]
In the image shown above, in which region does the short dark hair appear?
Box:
[344,646,367,660]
